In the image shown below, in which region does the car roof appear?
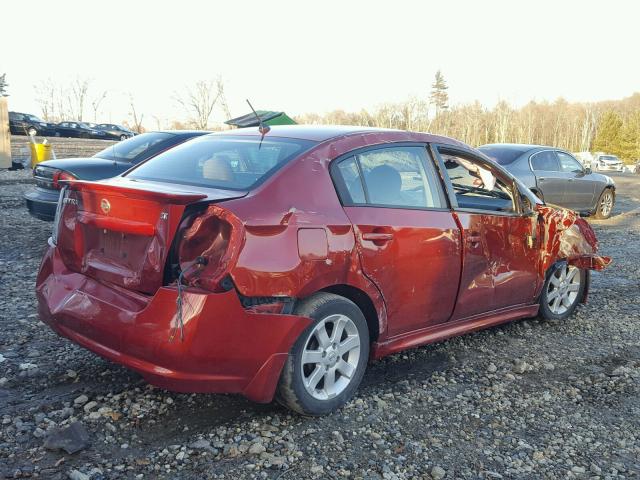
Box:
[479,143,547,151]
[155,130,209,137]
[206,124,468,146]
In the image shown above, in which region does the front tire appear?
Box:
[27,127,38,136]
[120,134,128,141]
[539,264,585,321]
[276,293,369,416]
[594,188,615,219]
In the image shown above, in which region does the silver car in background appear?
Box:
[593,154,624,172]
[479,144,616,219]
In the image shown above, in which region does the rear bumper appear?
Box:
[25,188,60,221]
[36,245,311,402]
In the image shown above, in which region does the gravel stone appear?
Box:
[431,466,446,479]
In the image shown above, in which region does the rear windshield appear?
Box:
[125,135,317,190]
[94,132,173,162]
[478,146,528,165]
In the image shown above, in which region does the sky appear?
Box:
[2,0,639,128]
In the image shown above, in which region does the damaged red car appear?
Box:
[36,126,610,415]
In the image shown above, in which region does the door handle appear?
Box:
[538,177,546,181]
[362,232,394,242]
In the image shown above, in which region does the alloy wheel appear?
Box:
[599,191,613,218]
[300,313,361,400]
[546,265,581,315]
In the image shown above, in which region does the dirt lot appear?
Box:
[0,170,639,479]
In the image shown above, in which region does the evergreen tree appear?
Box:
[592,111,623,156]
[619,111,640,161]
[430,70,449,114]
[0,73,8,97]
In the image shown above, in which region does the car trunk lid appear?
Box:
[54,178,245,294]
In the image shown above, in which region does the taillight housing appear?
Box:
[176,205,245,291]
[52,171,77,190]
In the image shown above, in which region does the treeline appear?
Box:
[296,93,640,162]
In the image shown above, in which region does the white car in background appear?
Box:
[594,153,624,172]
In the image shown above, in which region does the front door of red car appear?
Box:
[331,146,461,337]
[435,146,540,320]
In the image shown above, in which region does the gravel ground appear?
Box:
[0,172,638,480]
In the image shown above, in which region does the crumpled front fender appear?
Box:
[537,205,611,274]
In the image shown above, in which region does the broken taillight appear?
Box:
[175,204,245,291]
[52,171,77,190]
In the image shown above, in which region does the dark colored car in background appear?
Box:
[9,111,57,136]
[36,126,610,415]
[55,121,108,139]
[95,123,136,141]
[478,144,616,219]
[24,130,207,220]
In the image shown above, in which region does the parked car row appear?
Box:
[33,125,611,415]
[9,111,136,140]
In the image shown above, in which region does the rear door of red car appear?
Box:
[331,145,461,338]
[433,145,541,319]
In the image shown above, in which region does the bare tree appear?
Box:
[175,77,226,129]
[68,77,90,121]
[91,91,108,122]
[34,79,58,121]
[128,95,145,133]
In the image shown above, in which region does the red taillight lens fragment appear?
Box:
[52,171,77,190]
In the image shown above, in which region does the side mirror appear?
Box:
[584,167,592,174]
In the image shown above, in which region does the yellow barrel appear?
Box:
[30,143,53,167]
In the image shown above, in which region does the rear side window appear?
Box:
[531,151,560,171]
[334,157,366,204]
[126,135,316,190]
[332,146,444,208]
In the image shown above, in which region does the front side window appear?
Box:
[531,151,560,171]
[439,149,516,213]
[556,152,584,173]
[126,135,317,190]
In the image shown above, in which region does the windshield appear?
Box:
[126,135,317,190]
[477,146,528,165]
[25,114,44,122]
[600,155,620,162]
[94,132,173,162]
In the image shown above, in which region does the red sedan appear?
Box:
[36,126,610,415]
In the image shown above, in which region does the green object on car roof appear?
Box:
[225,110,296,128]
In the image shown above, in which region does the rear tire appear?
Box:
[276,292,369,416]
[594,188,614,219]
[539,264,586,321]
[27,127,38,136]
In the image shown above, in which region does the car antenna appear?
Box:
[246,99,270,136]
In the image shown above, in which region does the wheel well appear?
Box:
[319,284,379,342]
